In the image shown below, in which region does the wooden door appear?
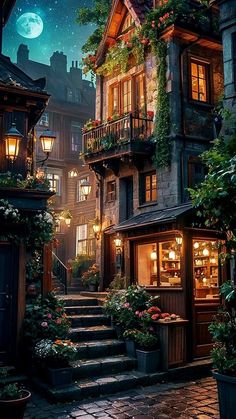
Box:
[0,243,18,364]
[103,235,116,289]
[193,301,219,358]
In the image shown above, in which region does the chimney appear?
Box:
[17,44,29,66]
[50,51,67,74]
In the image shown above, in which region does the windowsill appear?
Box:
[138,202,158,209]
[143,286,183,291]
[188,100,213,109]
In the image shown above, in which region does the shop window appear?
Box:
[193,239,219,299]
[136,239,182,287]
[190,59,209,103]
[188,156,206,188]
[47,173,61,195]
[77,176,89,202]
[106,180,116,202]
[140,172,157,204]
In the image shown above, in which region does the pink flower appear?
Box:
[135,311,139,316]
[56,307,62,312]
[151,314,160,321]
[47,313,52,319]
[123,303,130,308]
[56,318,62,324]
[41,322,48,328]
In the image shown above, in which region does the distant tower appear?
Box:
[17,44,29,66]
[50,51,67,74]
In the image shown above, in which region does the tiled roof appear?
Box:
[0,54,47,94]
[115,203,193,231]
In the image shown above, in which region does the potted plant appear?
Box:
[123,329,139,357]
[0,368,31,419]
[134,331,160,373]
[34,339,77,386]
[82,263,100,291]
[209,282,236,419]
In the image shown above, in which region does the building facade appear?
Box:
[16,46,97,265]
[82,0,224,360]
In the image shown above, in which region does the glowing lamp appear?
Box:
[169,250,176,260]
[80,179,92,199]
[114,234,122,247]
[194,242,199,249]
[93,218,101,240]
[65,217,71,227]
[176,236,183,245]
[40,129,56,154]
[68,168,79,178]
[203,248,210,257]
[4,123,23,161]
[150,247,157,260]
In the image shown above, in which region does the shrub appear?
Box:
[34,339,77,367]
[134,331,159,350]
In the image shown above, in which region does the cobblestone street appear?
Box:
[25,376,219,419]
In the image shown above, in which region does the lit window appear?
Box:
[76,224,88,255]
[193,239,219,299]
[141,172,157,204]
[77,177,89,202]
[191,60,209,102]
[106,181,116,202]
[47,173,61,195]
[122,79,132,114]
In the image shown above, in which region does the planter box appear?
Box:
[125,339,136,357]
[0,390,31,419]
[47,367,73,387]
[136,349,160,373]
[213,371,236,419]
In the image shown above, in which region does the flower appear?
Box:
[41,322,48,328]
[34,339,77,366]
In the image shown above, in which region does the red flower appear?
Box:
[151,314,160,321]
[161,312,170,319]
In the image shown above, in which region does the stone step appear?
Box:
[74,339,125,360]
[34,370,153,403]
[71,355,136,379]
[65,305,104,315]
[68,314,110,328]
[68,325,116,341]
[58,296,98,307]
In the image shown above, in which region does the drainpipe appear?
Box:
[95,172,104,290]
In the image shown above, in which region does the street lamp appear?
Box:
[37,129,56,166]
[80,179,91,200]
[4,123,23,162]
[93,217,101,240]
[114,233,122,248]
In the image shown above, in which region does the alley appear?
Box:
[25,376,219,419]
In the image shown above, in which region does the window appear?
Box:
[109,73,145,117]
[38,112,49,127]
[67,88,73,102]
[190,59,209,103]
[71,121,82,152]
[188,156,206,188]
[106,181,116,202]
[47,173,61,195]
[140,172,157,204]
[76,224,96,256]
[75,89,82,103]
[121,14,133,33]
[136,239,182,287]
[193,239,219,299]
[77,177,89,202]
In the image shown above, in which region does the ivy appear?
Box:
[153,41,171,168]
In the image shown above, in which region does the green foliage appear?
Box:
[153,41,171,168]
[134,331,159,350]
[209,311,236,375]
[0,172,50,191]
[124,285,153,311]
[34,339,77,367]
[82,264,100,287]
[76,0,111,54]
[107,273,129,290]
[0,368,24,400]
[70,255,93,278]
[23,293,70,345]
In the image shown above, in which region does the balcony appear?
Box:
[82,114,154,172]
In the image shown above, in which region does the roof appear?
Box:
[0,54,48,95]
[2,0,16,26]
[96,0,152,65]
[115,203,193,231]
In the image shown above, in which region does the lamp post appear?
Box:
[4,123,23,162]
[36,129,56,166]
[80,179,92,200]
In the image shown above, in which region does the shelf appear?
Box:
[162,259,180,262]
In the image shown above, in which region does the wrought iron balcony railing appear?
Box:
[82,114,154,156]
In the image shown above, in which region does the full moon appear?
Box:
[16,13,43,39]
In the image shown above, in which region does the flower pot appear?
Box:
[114,325,124,339]
[125,339,136,357]
[47,367,73,387]
[213,371,236,419]
[88,284,98,292]
[0,390,31,419]
[136,349,160,373]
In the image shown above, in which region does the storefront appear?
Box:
[112,204,223,360]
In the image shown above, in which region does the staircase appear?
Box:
[35,295,157,402]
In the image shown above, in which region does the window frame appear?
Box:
[71,121,82,153]
[140,171,157,205]
[106,180,116,203]
[189,57,211,104]
[47,173,61,196]
[77,176,90,202]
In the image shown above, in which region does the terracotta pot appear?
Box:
[0,390,31,419]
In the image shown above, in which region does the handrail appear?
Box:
[52,252,70,295]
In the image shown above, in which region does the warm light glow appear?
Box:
[68,168,78,178]
[80,179,92,198]
[176,237,183,245]
[93,224,100,234]
[40,129,56,153]
[150,247,157,260]
[203,248,210,257]
[169,250,176,260]
[4,124,23,161]
[203,277,207,284]
[194,242,199,249]
[65,218,71,227]
[114,234,122,247]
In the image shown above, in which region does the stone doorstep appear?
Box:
[68,314,111,328]
[68,326,116,342]
[71,355,136,379]
[65,305,104,315]
[58,296,99,307]
[74,339,125,360]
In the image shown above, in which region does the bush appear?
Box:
[134,331,159,350]
[107,273,128,290]
[34,339,77,367]
[71,255,93,278]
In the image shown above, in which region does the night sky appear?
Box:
[3,0,94,74]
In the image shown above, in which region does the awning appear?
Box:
[115,203,192,232]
